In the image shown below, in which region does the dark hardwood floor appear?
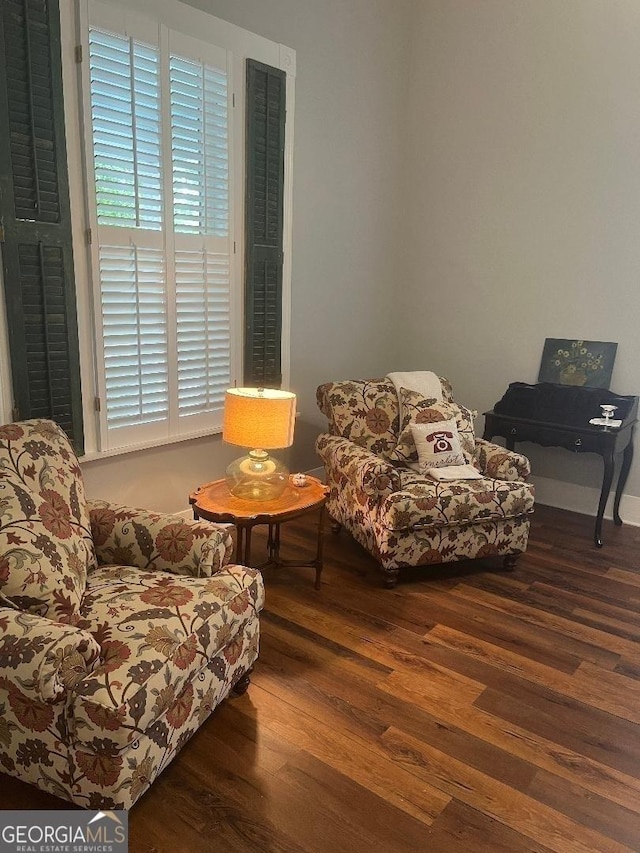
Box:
[3,504,640,852]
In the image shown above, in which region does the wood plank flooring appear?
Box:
[3,504,640,852]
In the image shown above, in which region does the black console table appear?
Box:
[483,382,638,547]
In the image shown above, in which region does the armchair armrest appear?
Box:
[474,438,531,481]
[87,500,234,577]
[316,434,401,499]
[0,608,100,703]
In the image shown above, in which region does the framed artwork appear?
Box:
[538,339,618,389]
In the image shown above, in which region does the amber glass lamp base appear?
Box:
[225,449,289,501]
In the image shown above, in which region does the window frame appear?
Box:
[59,0,295,458]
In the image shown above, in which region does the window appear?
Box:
[77,0,293,453]
[82,5,237,450]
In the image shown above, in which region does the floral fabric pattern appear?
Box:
[474,438,531,481]
[0,420,95,623]
[88,501,233,577]
[72,563,263,751]
[389,389,477,463]
[384,471,534,530]
[374,516,531,571]
[316,377,535,583]
[315,435,401,500]
[0,420,264,809]
[316,379,400,458]
[0,609,100,702]
[0,611,259,808]
[316,377,453,460]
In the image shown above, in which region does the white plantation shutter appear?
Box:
[170,56,229,236]
[85,9,235,450]
[89,30,162,230]
[99,245,167,431]
[175,250,230,416]
[170,46,231,426]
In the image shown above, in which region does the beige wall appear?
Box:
[399,0,640,510]
[81,0,412,510]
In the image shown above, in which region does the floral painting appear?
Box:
[538,338,617,388]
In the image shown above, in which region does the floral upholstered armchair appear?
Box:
[0,419,264,809]
[316,377,535,587]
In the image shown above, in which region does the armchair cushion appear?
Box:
[0,420,95,624]
[316,379,401,457]
[316,376,457,461]
[382,471,535,530]
[0,608,100,704]
[389,389,476,463]
[0,480,94,624]
[72,563,264,749]
[88,501,234,577]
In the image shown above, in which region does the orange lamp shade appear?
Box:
[223,388,296,449]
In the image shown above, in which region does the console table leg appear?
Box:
[613,432,634,526]
[595,448,615,548]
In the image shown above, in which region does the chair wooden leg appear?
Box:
[231,667,254,696]
[383,568,400,589]
[503,554,519,572]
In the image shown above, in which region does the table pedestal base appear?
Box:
[234,507,326,590]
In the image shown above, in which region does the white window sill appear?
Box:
[79,410,301,463]
[79,426,222,463]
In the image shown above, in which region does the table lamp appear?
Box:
[223,387,296,500]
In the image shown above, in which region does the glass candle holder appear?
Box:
[600,404,618,424]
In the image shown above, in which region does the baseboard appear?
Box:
[530,474,640,528]
[304,465,325,482]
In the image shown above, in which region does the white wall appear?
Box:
[399,0,640,517]
[76,0,412,510]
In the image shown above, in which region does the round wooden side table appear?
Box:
[189,475,329,589]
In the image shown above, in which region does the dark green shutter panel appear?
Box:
[244,59,286,387]
[0,0,83,451]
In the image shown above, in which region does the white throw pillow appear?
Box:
[410,420,467,469]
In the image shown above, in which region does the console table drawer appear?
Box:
[505,423,603,453]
